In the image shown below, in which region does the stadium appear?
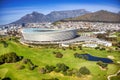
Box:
[20,28,112,47]
[21,28,77,43]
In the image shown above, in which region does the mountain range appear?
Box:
[11,9,90,24]
[62,10,120,23]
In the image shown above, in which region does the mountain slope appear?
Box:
[46,9,90,22]
[11,9,90,24]
[12,12,46,24]
[63,10,120,23]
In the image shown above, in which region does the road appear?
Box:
[107,70,120,80]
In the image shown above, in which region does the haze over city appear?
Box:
[0,0,120,25]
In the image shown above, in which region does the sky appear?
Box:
[0,0,120,25]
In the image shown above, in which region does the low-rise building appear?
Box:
[82,44,98,48]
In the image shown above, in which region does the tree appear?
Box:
[1,41,8,48]
[95,47,100,50]
[74,53,88,60]
[0,52,21,65]
[78,45,82,50]
[45,65,55,73]
[0,56,4,64]
[79,66,90,75]
[27,59,37,70]
[74,53,82,58]
[100,47,106,51]
[56,63,69,72]
[2,77,11,80]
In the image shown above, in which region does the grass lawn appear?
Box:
[0,39,120,80]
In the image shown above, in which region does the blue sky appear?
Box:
[0,0,120,25]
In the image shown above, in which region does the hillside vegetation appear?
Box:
[62,10,120,23]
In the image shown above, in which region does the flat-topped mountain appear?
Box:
[11,9,90,24]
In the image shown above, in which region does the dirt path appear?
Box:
[107,70,120,80]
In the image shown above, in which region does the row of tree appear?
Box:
[0,52,22,65]
[95,47,106,50]
[39,63,90,77]
[96,33,117,41]
[16,58,37,70]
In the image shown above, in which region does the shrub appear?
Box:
[78,46,82,50]
[55,52,63,58]
[79,66,90,75]
[0,57,4,64]
[100,47,106,50]
[39,68,46,74]
[28,46,32,48]
[28,63,37,70]
[1,41,8,48]
[69,46,72,50]
[53,52,63,58]
[6,52,20,63]
[95,47,100,50]
[42,78,59,80]
[53,51,56,54]
[45,65,55,73]
[56,63,69,72]
[2,77,11,80]
[28,65,35,70]
[22,58,29,64]
[62,47,66,50]
[23,58,37,70]
[74,53,89,60]
[74,53,82,58]
[74,53,83,58]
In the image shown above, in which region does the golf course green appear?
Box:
[0,37,120,80]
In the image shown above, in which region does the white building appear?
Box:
[60,43,69,47]
[82,44,98,48]
[96,40,112,47]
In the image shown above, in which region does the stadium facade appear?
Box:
[21,28,77,42]
[21,28,112,47]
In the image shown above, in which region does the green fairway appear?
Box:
[0,39,120,80]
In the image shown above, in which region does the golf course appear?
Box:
[0,37,120,80]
